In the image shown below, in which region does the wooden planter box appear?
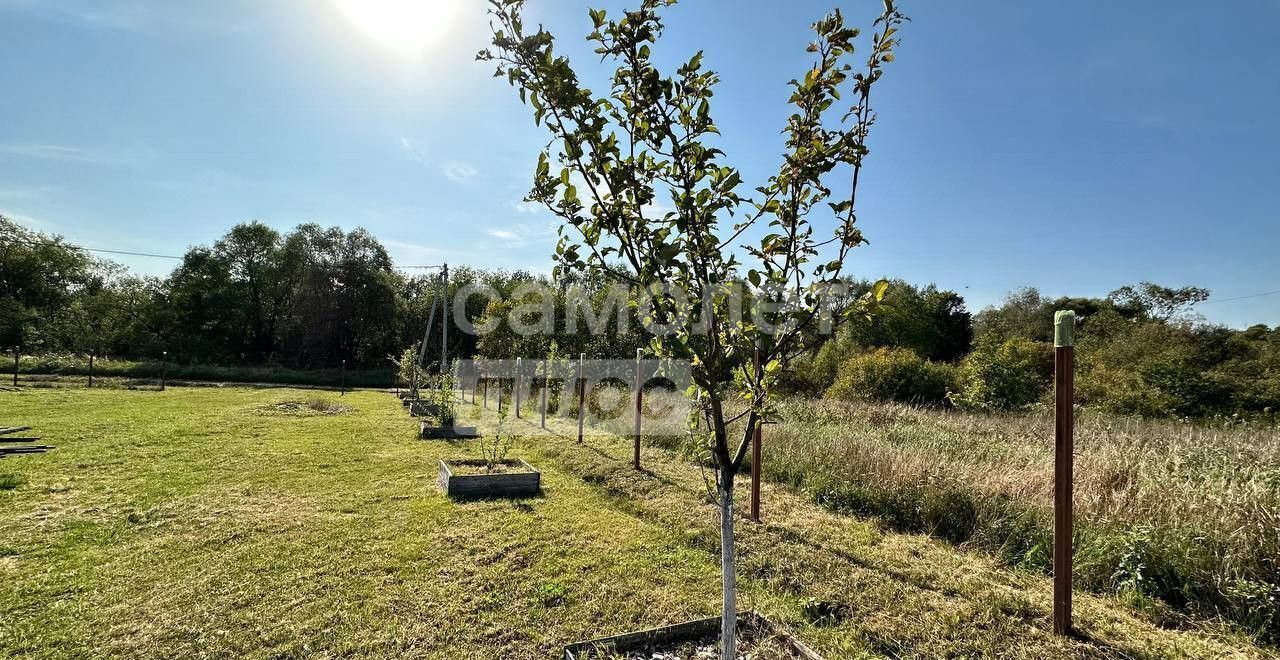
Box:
[438,459,540,499]
[409,401,442,417]
[420,422,479,439]
[564,612,823,660]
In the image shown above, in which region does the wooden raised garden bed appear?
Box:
[420,422,479,439]
[438,459,540,499]
[564,612,824,660]
[408,400,439,416]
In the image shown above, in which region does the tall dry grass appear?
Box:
[602,390,1280,641]
[766,399,1280,641]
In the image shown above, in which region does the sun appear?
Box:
[337,0,453,55]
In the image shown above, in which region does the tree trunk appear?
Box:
[719,475,737,660]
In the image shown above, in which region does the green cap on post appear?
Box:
[1054,310,1076,348]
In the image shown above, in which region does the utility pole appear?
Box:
[1053,310,1076,636]
[440,263,449,374]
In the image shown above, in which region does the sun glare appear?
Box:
[337,0,452,55]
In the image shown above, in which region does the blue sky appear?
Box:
[2,0,1277,328]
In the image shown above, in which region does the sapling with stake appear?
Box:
[481,407,515,473]
[481,1,905,655]
[433,360,460,427]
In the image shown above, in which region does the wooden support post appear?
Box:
[633,348,642,470]
[160,351,168,392]
[1053,310,1076,636]
[540,358,548,429]
[88,352,95,389]
[515,357,522,418]
[576,353,585,444]
[751,346,762,523]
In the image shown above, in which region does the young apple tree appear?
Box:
[480,1,906,655]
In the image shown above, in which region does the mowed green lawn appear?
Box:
[0,388,1272,659]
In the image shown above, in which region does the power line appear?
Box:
[0,235,184,260]
[1197,289,1280,305]
[0,235,445,270]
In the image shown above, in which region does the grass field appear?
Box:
[1,387,1276,658]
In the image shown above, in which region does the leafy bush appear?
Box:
[950,337,1052,411]
[825,348,956,406]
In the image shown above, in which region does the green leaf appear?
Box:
[872,279,889,302]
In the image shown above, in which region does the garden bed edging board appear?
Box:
[438,458,540,499]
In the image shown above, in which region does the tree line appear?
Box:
[803,282,1280,419]
[4,215,1276,417]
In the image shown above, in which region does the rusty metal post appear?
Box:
[540,357,548,429]
[576,353,586,444]
[633,348,642,470]
[1054,310,1076,636]
[751,346,762,523]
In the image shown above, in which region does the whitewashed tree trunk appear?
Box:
[719,476,737,660]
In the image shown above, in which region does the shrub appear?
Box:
[950,337,1053,411]
[825,348,956,406]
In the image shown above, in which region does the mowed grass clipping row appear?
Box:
[0,387,1273,658]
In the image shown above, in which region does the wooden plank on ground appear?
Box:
[0,446,54,454]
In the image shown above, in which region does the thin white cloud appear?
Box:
[0,184,58,201]
[0,143,151,166]
[0,144,93,162]
[0,0,261,36]
[485,222,556,248]
[486,228,520,244]
[511,200,542,214]
[441,160,478,183]
[0,208,44,226]
[400,137,428,164]
[382,238,447,256]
